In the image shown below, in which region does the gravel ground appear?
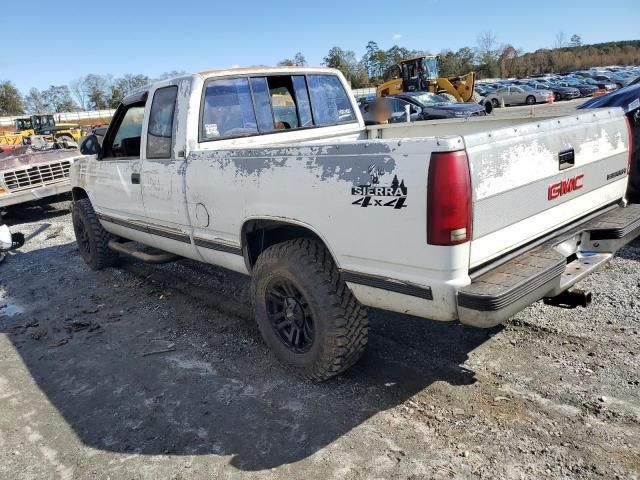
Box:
[0,200,639,480]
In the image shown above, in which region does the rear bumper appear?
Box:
[457,203,640,327]
[0,181,71,208]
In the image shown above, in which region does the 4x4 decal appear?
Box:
[351,165,407,209]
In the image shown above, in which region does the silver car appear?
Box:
[485,85,552,107]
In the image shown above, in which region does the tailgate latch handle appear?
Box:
[558,149,575,170]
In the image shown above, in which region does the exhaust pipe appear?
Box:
[543,288,592,309]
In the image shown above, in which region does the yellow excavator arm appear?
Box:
[436,72,476,102]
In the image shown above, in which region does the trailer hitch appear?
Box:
[543,288,592,309]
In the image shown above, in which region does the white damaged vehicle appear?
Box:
[71,67,639,380]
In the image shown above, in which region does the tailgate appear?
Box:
[464,108,629,267]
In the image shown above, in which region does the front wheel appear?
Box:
[72,198,118,270]
[525,95,536,105]
[491,98,499,108]
[251,238,368,381]
[554,92,561,102]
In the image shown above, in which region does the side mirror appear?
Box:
[79,134,101,156]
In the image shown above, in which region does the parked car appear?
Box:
[360,93,486,124]
[531,82,580,101]
[393,92,487,120]
[484,85,551,107]
[582,77,618,91]
[72,66,638,381]
[556,80,598,97]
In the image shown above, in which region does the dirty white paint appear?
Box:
[70,67,631,325]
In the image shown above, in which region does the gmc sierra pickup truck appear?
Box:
[71,67,639,381]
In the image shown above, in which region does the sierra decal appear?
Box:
[352,165,407,209]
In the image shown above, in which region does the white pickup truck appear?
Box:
[71,66,639,381]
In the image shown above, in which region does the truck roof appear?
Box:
[121,66,345,105]
[197,65,339,78]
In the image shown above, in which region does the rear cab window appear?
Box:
[199,72,357,142]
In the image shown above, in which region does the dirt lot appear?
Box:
[0,201,639,480]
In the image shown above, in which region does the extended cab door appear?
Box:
[92,95,147,223]
[139,81,195,257]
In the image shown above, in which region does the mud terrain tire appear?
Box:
[72,198,118,270]
[251,238,368,381]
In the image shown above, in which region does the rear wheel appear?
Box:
[251,238,368,381]
[525,95,536,105]
[72,198,118,270]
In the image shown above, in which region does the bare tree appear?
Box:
[70,78,88,110]
[554,30,567,49]
[477,31,498,58]
[23,88,48,114]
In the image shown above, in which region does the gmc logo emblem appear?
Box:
[548,174,584,200]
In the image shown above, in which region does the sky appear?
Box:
[3,0,639,93]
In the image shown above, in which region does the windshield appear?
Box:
[409,92,451,106]
[14,118,32,131]
[33,115,55,130]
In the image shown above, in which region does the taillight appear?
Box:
[427,150,472,245]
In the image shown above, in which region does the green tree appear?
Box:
[322,47,368,87]
[24,88,47,114]
[41,85,78,112]
[277,53,306,67]
[569,34,582,48]
[293,52,306,66]
[362,41,388,80]
[108,74,150,107]
[0,81,24,116]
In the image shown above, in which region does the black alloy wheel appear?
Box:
[266,278,314,353]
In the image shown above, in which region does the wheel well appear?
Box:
[242,219,326,270]
[71,187,88,202]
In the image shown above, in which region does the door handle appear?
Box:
[131,172,140,184]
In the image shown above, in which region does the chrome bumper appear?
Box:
[0,181,71,208]
[457,204,640,328]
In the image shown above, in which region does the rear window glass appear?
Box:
[201,78,258,140]
[307,75,356,125]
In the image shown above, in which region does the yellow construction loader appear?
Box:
[0,114,82,145]
[376,55,477,103]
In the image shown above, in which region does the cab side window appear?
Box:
[201,78,258,140]
[147,86,178,159]
[307,75,356,125]
[103,104,145,158]
[199,74,357,142]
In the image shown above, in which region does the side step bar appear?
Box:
[458,204,640,328]
[108,239,179,264]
